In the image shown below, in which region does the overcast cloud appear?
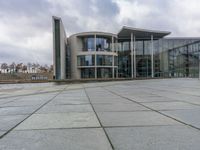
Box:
[0,0,200,65]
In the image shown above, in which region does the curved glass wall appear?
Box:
[77,55,95,66]
[97,55,112,66]
[97,68,112,78]
[96,37,112,51]
[82,37,95,51]
[81,68,95,78]
[82,36,113,52]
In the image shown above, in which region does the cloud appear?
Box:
[0,0,200,65]
[0,0,120,65]
[115,0,200,36]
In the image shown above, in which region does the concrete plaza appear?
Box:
[0,79,200,150]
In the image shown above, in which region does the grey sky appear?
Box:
[0,0,200,65]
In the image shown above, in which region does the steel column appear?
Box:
[151,35,154,78]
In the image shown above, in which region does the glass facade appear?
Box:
[97,55,113,66]
[78,35,117,79]
[81,68,95,78]
[70,33,200,79]
[82,37,95,51]
[96,36,111,51]
[77,55,95,66]
[54,17,200,80]
[118,51,131,77]
[117,38,200,78]
[168,40,200,77]
[66,44,71,78]
[78,54,116,79]
[54,19,61,79]
[82,36,112,52]
[97,68,112,78]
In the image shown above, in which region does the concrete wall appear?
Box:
[60,20,67,79]
[0,73,53,81]
[52,16,67,80]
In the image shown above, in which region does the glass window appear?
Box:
[114,56,118,66]
[123,42,130,51]
[96,37,111,51]
[97,55,113,66]
[83,37,95,51]
[77,55,95,66]
[81,68,95,78]
[97,68,112,78]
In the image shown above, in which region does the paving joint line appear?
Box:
[0,81,128,100]
[0,86,68,139]
[83,86,115,150]
[125,84,200,108]
[8,124,184,132]
[103,86,200,132]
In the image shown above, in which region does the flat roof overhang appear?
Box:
[73,31,117,38]
[118,26,171,41]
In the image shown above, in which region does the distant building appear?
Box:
[52,16,200,80]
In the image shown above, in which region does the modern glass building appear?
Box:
[53,16,200,80]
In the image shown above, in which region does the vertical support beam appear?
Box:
[94,34,97,79]
[112,55,115,79]
[186,46,189,77]
[112,36,115,78]
[199,51,200,80]
[131,33,134,78]
[134,35,136,78]
[112,36,114,52]
[151,35,154,78]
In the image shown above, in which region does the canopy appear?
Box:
[118,26,171,40]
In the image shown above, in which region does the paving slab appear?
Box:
[142,101,200,110]
[0,79,200,149]
[106,125,200,150]
[0,97,17,105]
[161,109,200,129]
[0,115,28,131]
[36,104,93,114]
[48,94,89,105]
[0,128,112,150]
[48,98,90,105]
[0,106,38,116]
[93,103,149,112]
[1,99,48,107]
[131,96,177,103]
[15,112,100,130]
[97,111,180,127]
[90,97,132,104]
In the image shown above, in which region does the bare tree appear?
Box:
[16,63,23,73]
[1,63,8,73]
[22,65,27,73]
[9,62,16,73]
[39,65,48,73]
[50,65,53,72]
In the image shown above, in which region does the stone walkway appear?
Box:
[0,79,200,150]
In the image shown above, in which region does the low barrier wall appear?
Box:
[0,73,53,81]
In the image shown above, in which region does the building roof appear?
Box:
[118,26,171,40]
[71,31,117,38]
